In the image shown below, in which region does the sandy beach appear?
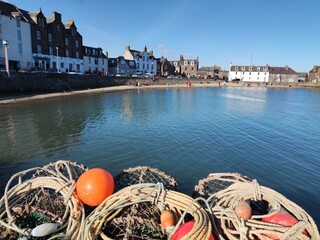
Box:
[0,81,318,105]
[0,83,218,104]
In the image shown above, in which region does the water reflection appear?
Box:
[0,88,319,227]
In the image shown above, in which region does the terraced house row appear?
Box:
[0,1,199,77]
[0,1,108,74]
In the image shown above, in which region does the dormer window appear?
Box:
[191,61,194,66]
[235,67,238,70]
[257,67,260,71]
[57,24,60,31]
[249,67,252,71]
[242,67,245,70]
[184,61,188,66]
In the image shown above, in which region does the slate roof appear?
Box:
[309,65,320,73]
[269,66,296,74]
[130,49,144,57]
[0,1,31,23]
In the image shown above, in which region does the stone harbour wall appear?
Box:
[0,72,128,95]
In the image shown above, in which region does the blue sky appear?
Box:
[5,0,320,72]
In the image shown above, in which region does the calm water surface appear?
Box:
[0,87,319,226]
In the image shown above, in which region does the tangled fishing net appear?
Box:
[0,160,87,240]
[206,179,319,240]
[192,172,252,200]
[82,183,212,240]
[114,166,179,191]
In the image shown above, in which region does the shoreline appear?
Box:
[0,82,318,105]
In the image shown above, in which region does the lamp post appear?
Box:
[56,46,59,72]
[2,40,10,78]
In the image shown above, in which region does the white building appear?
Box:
[229,64,270,82]
[83,46,108,74]
[123,44,157,75]
[0,2,33,70]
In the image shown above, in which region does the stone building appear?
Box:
[308,65,320,83]
[268,66,299,83]
[170,55,199,78]
[0,1,84,73]
[197,66,221,79]
[157,57,175,77]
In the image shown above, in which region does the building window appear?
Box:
[65,37,69,45]
[66,50,69,57]
[49,47,53,55]
[37,45,42,53]
[48,33,52,42]
[185,67,187,70]
[17,29,21,41]
[184,61,188,66]
[235,67,238,70]
[16,17,21,28]
[191,61,194,66]
[76,51,79,58]
[36,31,41,40]
[57,24,60,31]
[174,62,177,66]
[95,58,98,65]
[102,58,104,64]
[88,57,91,63]
[61,62,64,68]
[18,43,22,54]
[249,67,252,71]
[257,67,260,71]
[71,28,76,36]
[242,67,245,70]
[76,40,79,48]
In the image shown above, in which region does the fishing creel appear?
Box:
[0,160,87,240]
[114,166,179,192]
[207,179,319,240]
[81,183,212,240]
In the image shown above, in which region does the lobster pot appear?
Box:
[114,166,179,191]
[0,160,86,240]
[192,172,252,201]
[82,183,212,240]
[209,181,319,240]
[34,160,88,181]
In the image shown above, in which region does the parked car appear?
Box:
[231,78,240,83]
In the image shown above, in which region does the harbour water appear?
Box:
[0,87,319,227]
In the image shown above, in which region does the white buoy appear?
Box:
[31,223,59,237]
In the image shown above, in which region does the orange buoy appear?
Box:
[171,221,214,240]
[261,213,308,239]
[235,201,252,220]
[76,168,114,206]
[160,210,175,229]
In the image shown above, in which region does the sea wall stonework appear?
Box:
[0,72,125,94]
